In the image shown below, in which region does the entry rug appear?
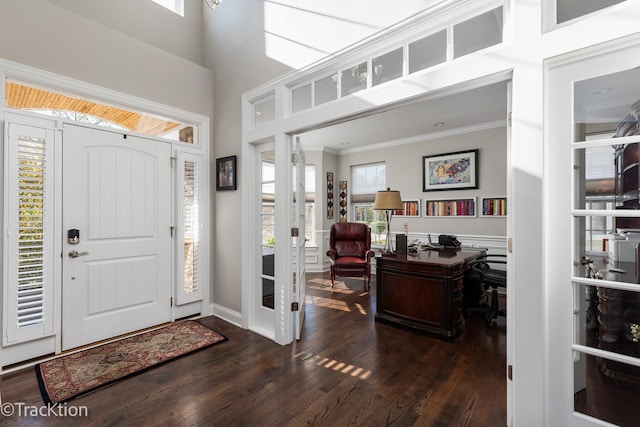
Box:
[35,320,227,404]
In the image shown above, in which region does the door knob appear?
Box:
[68,250,89,258]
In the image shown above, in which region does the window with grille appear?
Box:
[176,151,202,305]
[4,122,56,345]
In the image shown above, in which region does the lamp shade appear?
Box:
[373,188,403,210]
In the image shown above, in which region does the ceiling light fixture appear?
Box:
[434,122,445,127]
[206,0,222,9]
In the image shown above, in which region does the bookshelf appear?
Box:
[424,198,476,217]
[481,197,507,217]
[394,199,420,217]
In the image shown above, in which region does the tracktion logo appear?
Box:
[1,393,88,418]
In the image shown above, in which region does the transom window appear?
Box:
[284,3,504,117]
[6,81,197,144]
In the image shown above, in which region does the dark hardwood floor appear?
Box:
[0,273,507,426]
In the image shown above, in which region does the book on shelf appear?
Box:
[425,199,475,217]
[482,197,506,216]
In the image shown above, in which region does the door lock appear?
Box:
[68,229,80,245]
[68,250,89,258]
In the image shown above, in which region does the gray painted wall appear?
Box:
[337,126,507,236]
[0,0,213,114]
[46,0,205,65]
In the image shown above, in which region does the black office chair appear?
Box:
[464,254,507,326]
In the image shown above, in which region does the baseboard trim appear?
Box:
[209,304,242,328]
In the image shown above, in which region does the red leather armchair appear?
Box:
[326,222,375,290]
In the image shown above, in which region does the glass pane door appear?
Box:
[261,149,276,310]
[292,136,306,340]
[571,67,640,426]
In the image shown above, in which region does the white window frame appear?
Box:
[152,0,184,16]
[351,162,386,196]
[3,118,58,345]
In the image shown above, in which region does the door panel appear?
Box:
[62,125,172,350]
[293,137,306,340]
[547,42,640,426]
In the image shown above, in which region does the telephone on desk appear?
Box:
[421,234,461,250]
[439,234,461,248]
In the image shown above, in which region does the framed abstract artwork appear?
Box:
[423,149,478,191]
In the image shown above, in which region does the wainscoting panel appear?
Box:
[308,230,507,274]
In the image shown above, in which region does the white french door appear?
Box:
[254,143,276,339]
[546,38,640,426]
[61,124,172,350]
[292,136,306,340]
[250,137,307,343]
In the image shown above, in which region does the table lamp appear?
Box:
[373,188,403,254]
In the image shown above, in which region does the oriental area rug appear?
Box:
[35,320,227,404]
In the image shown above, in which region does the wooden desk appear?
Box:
[375,248,484,341]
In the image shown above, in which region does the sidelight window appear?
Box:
[4,122,56,345]
[176,151,203,304]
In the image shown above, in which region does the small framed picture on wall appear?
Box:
[216,155,237,191]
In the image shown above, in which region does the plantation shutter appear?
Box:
[4,122,56,345]
[175,151,203,305]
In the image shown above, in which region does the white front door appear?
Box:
[61,124,172,350]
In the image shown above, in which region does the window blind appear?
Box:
[4,121,56,346]
[16,135,47,327]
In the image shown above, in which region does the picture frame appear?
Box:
[327,172,334,219]
[216,155,237,191]
[423,149,478,191]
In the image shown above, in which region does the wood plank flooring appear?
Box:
[0,273,507,426]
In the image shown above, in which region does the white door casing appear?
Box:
[61,124,172,350]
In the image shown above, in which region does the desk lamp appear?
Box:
[373,188,403,254]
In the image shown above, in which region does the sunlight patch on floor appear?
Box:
[308,295,350,311]
[307,278,356,294]
[295,351,371,380]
